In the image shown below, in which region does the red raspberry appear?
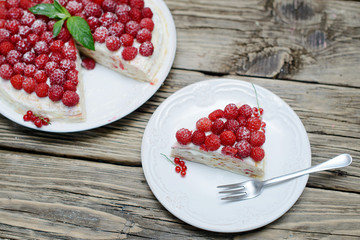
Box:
[50,69,66,86]
[24,64,36,77]
[221,146,238,157]
[34,70,47,83]
[87,17,101,32]
[40,31,54,44]
[27,33,39,46]
[83,2,102,18]
[101,0,116,12]
[35,82,49,98]
[10,74,24,90]
[125,20,140,37]
[63,80,77,91]
[59,59,76,72]
[237,116,247,127]
[238,104,252,118]
[19,0,34,9]
[100,12,118,28]
[66,1,83,15]
[49,40,64,52]
[115,4,130,13]
[105,36,121,51]
[176,128,192,145]
[136,28,151,43]
[208,109,224,121]
[0,56,5,65]
[35,54,50,69]
[18,25,31,37]
[108,22,124,37]
[129,8,142,22]
[0,41,15,55]
[249,131,265,147]
[118,0,130,5]
[191,130,205,146]
[48,85,64,101]
[235,140,251,158]
[10,34,21,44]
[49,52,62,63]
[247,117,261,132]
[62,90,80,107]
[31,19,46,35]
[122,46,137,61]
[22,77,36,93]
[224,103,239,119]
[250,147,265,162]
[116,11,131,24]
[204,134,221,151]
[7,8,24,20]
[224,119,240,133]
[22,51,35,64]
[6,0,20,9]
[196,117,212,132]
[15,39,31,53]
[120,33,134,46]
[13,62,25,74]
[66,69,78,83]
[0,64,14,80]
[0,8,6,20]
[140,18,154,32]
[62,45,77,61]
[56,27,71,42]
[0,19,5,28]
[6,50,22,65]
[139,41,154,56]
[93,26,109,43]
[5,19,20,34]
[236,126,251,142]
[44,61,59,76]
[0,28,10,42]
[220,130,236,146]
[47,20,56,31]
[129,0,144,9]
[20,11,35,26]
[81,57,96,70]
[141,8,153,19]
[211,119,225,135]
[34,41,49,55]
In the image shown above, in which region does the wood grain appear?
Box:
[0,150,359,239]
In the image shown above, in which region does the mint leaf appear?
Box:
[29,4,59,18]
[53,0,71,18]
[67,16,95,51]
[53,19,64,38]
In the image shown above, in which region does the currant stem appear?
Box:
[161,153,176,166]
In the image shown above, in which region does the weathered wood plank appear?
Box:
[0,150,359,239]
[166,0,360,87]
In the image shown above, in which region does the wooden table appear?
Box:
[1,0,359,239]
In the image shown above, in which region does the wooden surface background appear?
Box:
[0,0,359,239]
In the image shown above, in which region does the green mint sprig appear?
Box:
[29,0,95,51]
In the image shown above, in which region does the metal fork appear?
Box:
[218,154,352,201]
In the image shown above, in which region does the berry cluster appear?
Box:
[23,110,50,128]
[161,153,187,177]
[0,1,80,107]
[175,103,266,162]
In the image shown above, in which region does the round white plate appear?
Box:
[141,79,311,232]
[0,0,176,133]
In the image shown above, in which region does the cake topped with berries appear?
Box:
[171,103,266,178]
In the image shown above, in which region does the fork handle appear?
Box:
[264,154,352,186]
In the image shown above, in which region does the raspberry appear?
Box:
[120,33,134,46]
[34,70,47,83]
[35,54,50,69]
[83,2,102,18]
[19,0,34,9]
[0,41,15,55]
[211,119,225,135]
[129,0,144,9]
[0,28,10,43]
[224,119,240,133]
[5,19,20,34]
[7,8,24,20]
[66,69,78,83]
[191,130,205,146]
[196,117,212,132]
[125,20,140,37]
[236,126,251,142]
[176,128,192,145]
[47,20,56,31]
[63,80,77,91]
[15,39,31,53]
[221,146,238,157]
[50,69,66,86]
[34,41,49,55]
[129,8,142,22]
[136,28,151,43]
[31,19,46,35]
[238,104,252,118]
[0,64,14,80]
[6,0,20,9]
[40,31,53,44]
[247,117,261,132]
[101,0,116,12]
[105,36,121,51]
[56,27,71,42]
[237,116,247,127]
[22,77,36,93]
[18,25,31,37]
[24,64,36,77]
[62,45,77,61]
[140,18,154,32]
[116,11,130,24]
[81,57,96,70]
[27,33,39,46]
[208,109,224,121]
[100,12,118,28]
[235,140,251,158]
[21,51,35,65]
[6,50,22,65]
[250,147,265,162]
[115,4,130,14]
[0,8,7,20]
[122,46,137,61]
[224,103,238,119]
[0,56,5,65]
[49,52,62,63]
[139,41,154,56]
[249,131,265,147]
[44,61,59,76]
[10,74,24,90]
[13,62,25,74]
[10,34,21,44]
[0,19,5,28]
[87,16,101,32]
[62,90,80,106]
[48,85,64,101]
[35,82,49,98]
[58,0,68,6]
[205,134,221,151]
[220,130,236,146]
[93,26,109,43]
[59,59,76,72]
[49,40,64,52]
[66,1,83,15]
[108,22,124,37]
[20,11,35,26]
[141,7,153,19]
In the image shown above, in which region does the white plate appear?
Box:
[0,0,176,133]
[141,79,311,232]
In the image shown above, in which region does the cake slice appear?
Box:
[171,103,266,178]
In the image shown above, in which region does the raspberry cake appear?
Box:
[171,103,266,178]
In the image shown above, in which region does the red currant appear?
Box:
[34,118,42,128]
[180,170,186,177]
[179,160,185,167]
[23,115,30,121]
[175,166,181,173]
[174,157,180,165]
